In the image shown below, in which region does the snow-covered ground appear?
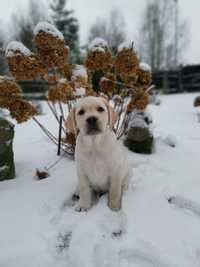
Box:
[1,93,200,267]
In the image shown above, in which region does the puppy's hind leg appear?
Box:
[108,177,122,211]
[75,175,92,212]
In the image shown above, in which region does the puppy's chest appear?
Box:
[81,150,112,189]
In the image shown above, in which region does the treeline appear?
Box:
[0,0,190,76]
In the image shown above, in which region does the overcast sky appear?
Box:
[0,0,199,64]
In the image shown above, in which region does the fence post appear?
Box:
[163,71,168,93]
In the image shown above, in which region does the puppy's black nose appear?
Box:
[86,116,98,127]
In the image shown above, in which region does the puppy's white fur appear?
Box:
[66,96,131,211]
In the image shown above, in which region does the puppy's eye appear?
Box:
[78,109,85,115]
[97,106,105,112]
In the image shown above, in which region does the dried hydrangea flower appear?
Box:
[71,65,88,87]
[9,99,37,123]
[127,90,149,112]
[100,75,116,94]
[34,22,65,50]
[47,79,74,103]
[136,63,152,87]
[85,39,113,72]
[0,76,22,108]
[37,46,69,69]
[115,42,139,77]
[6,41,47,80]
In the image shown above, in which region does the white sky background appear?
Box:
[0,0,199,64]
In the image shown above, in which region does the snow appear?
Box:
[88,37,108,50]
[0,165,8,171]
[1,93,200,266]
[128,110,153,130]
[74,87,86,97]
[34,22,64,40]
[118,41,133,52]
[139,62,151,72]
[58,78,67,84]
[5,41,32,57]
[72,65,88,80]
[162,134,177,147]
[90,46,105,53]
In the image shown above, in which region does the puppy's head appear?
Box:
[65,96,118,136]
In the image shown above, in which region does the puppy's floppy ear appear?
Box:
[101,98,118,129]
[65,107,77,135]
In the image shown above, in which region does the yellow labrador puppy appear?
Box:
[66,96,130,211]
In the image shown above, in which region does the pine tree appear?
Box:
[50,0,80,63]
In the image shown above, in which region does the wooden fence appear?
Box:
[153,64,200,93]
[17,64,200,99]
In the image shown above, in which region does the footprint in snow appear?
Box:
[119,248,169,267]
[167,195,200,217]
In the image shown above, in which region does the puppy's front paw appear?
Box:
[108,200,121,212]
[75,202,90,212]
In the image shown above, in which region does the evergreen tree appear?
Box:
[50,0,80,63]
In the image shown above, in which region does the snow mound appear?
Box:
[6,41,32,57]
[88,37,108,50]
[72,65,88,80]
[90,46,105,53]
[34,22,64,40]
[163,135,177,148]
[140,62,151,72]
[118,41,133,52]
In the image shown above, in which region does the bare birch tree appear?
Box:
[138,0,189,71]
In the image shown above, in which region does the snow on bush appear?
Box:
[88,37,108,50]
[34,22,64,40]
[6,41,32,57]
[118,41,133,52]
[74,87,86,97]
[139,62,151,72]
[72,65,88,80]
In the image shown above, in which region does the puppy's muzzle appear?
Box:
[86,116,101,134]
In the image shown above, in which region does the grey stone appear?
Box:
[124,112,154,154]
[0,117,15,181]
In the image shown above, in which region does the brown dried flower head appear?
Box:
[194,96,200,107]
[9,99,37,123]
[71,65,88,89]
[127,91,149,112]
[63,64,74,80]
[85,47,112,72]
[47,79,74,103]
[37,46,69,69]
[115,42,139,76]
[64,132,76,146]
[120,73,138,88]
[34,22,65,50]
[6,41,47,80]
[100,74,116,94]
[136,63,152,87]
[0,76,22,109]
